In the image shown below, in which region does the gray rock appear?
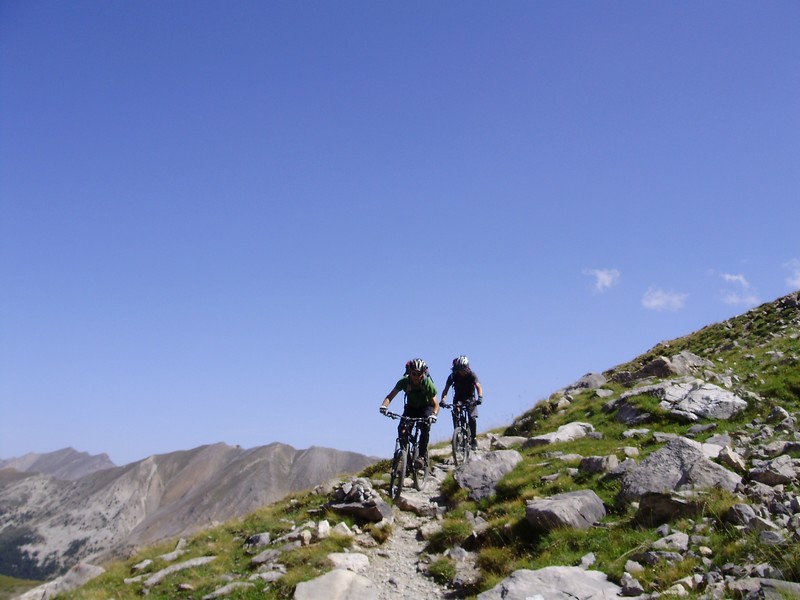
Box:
[131,558,152,573]
[327,552,370,573]
[580,455,619,475]
[293,568,378,600]
[477,566,624,599]
[143,556,217,588]
[525,422,595,447]
[725,503,757,526]
[612,378,747,423]
[670,351,714,374]
[620,437,741,503]
[327,498,394,522]
[490,435,528,449]
[620,572,645,596]
[250,548,282,568]
[157,537,188,562]
[245,532,271,548]
[749,454,797,485]
[202,582,255,599]
[635,492,705,527]
[759,530,786,546]
[454,450,523,501]
[526,490,606,532]
[652,531,689,552]
[394,493,443,518]
[718,446,746,472]
[566,373,608,391]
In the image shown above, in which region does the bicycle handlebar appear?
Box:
[440,401,478,410]
[383,411,430,422]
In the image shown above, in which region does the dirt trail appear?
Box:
[363,462,453,599]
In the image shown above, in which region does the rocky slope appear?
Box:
[0,443,377,581]
[12,291,800,599]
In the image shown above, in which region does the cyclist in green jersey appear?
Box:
[380,358,440,459]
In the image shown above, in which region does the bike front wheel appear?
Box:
[452,427,470,467]
[411,445,428,491]
[389,446,407,499]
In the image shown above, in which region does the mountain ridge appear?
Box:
[0,448,116,481]
[0,442,378,581]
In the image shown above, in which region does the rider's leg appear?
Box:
[397,419,409,447]
[469,404,479,448]
[419,406,434,457]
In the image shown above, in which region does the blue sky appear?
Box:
[2,2,798,466]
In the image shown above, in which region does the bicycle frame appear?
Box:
[441,401,476,467]
[384,412,429,498]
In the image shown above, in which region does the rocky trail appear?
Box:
[362,460,453,599]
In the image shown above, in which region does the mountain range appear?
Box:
[0,443,377,580]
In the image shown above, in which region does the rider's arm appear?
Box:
[441,375,452,403]
[381,387,400,410]
[475,380,483,398]
[432,394,440,416]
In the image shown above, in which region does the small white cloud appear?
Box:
[582,268,620,293]
[720,273,750,288]
[785,259,800,289]
[722,291,760,307]
[642,287,688,311]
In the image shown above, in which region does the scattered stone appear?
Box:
[328,552,370,573]
[526,490,606,532]
[525,422,595,447]
[579,455,619,475]
[202,581,255,599]
[131,558,152,573]
[142,556,217,588]
[157,537,188,562]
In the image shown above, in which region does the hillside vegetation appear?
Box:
[42,292,800,599]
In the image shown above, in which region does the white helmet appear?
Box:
[453,355,469,370]
[406,358,428,374]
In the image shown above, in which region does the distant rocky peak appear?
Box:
[0,447,116,481]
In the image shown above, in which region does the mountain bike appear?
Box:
[440,401,477,467]
[383,412,430,499]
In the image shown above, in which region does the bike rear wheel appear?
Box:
[411,445,428,491]
[389,446,407,499]
[452,427,470,467]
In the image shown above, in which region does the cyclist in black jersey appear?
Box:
[440,355,483,450]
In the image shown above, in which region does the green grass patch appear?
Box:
[427,557,456,585]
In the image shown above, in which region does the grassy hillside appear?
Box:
[0,574,39,600]
[59,292,800,599]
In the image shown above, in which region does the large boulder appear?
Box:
[526,490,606,532]
[293,568,378,600]
[620,437,741,503]
[477,566,624,599]
[454,450,523,501]
[608,378,747,423]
